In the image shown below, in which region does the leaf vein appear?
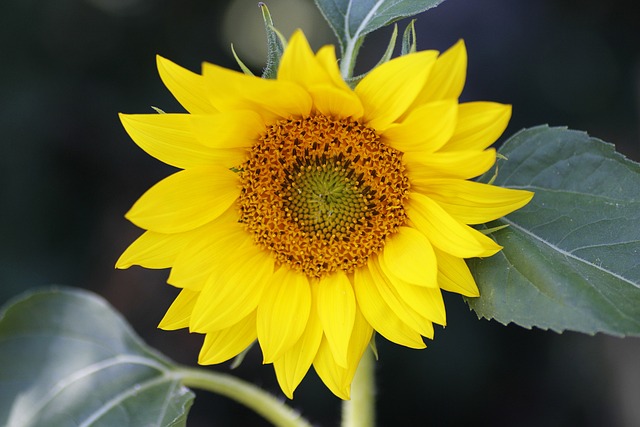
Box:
[504,218,639,289]
[497,236,639,332]
[505,185,640,204]
[154,379,181,426]
[349,0,385,41]
[78,375,175,427]
[569,240,640,254]
[16,355,169,427]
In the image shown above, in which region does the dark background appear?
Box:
[1,0,639,425]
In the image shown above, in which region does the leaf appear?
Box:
[466,126,640,336]
[0,288,194,427]
[313,0,444,54]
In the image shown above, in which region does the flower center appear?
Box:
[238,115,409,278]
[284,157,367,237]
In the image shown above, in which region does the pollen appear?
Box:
[238,115,410,277]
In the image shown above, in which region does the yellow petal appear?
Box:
[119,114,244,169]
[202,62,312,119]
[396,288,443,330]
[198,311,257,365]
[316,271,356,368]
[156,55,214,114]
[278,30,333,89]
[313,309,373,400]
[315,45,350,91]
[167,216,249,290]
[407,192,502,258]
[415,178,534,224]
[190,110,263,149]
[313,338,349,400]
[342,309,374,395]
[257,267,311,363]
[382,268,447,327]
[404,149,496,180]
[116,229,194,269]
[308,84,364,119]
[355,50,438,130]
[158,288,199,330]
[125,166,239,234]
[380,226,437,287]
[283,34,363,118]
[443,102,512,151]
[413,39,467,105]
[190,245,274,332]
[434,248,480,297]
[382,100,457,153]
[354,264,426,348]
[273,284,323,399]
[369,258,437,337]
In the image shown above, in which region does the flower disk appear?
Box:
[117,30,534,400]
[239,115,409,277]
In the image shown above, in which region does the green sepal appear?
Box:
[368,332,379,361]
[345,24,398,88]
[230,341,255,369]
[231,43,255,76]
[259,2,285,79]
[479,224,510,235]
[401,19,417,55]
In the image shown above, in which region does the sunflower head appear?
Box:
[117,30,533,399]
[239,114,410,278]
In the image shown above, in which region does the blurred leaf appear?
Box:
[313,0,444,53]
[467,126,640,336]
[0,288,193,427]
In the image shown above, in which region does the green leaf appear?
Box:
[467,126,640,336]
[0,288,194,427]
[313,0,444,76]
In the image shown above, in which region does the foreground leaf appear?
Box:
[0,288,193,427]
[468,126,640,336]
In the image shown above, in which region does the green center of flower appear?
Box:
[238,115,409,278]
[283,158,368,239]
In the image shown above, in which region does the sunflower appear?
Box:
[117,30,533,399]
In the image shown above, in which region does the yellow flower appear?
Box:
[117,30,533,399]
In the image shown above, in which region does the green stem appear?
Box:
[341,350,376,427]
[174,365,312,427]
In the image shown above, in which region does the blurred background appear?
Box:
[1,0,639,425]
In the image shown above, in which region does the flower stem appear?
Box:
[174,365,313,427]
[341,349,376,427]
